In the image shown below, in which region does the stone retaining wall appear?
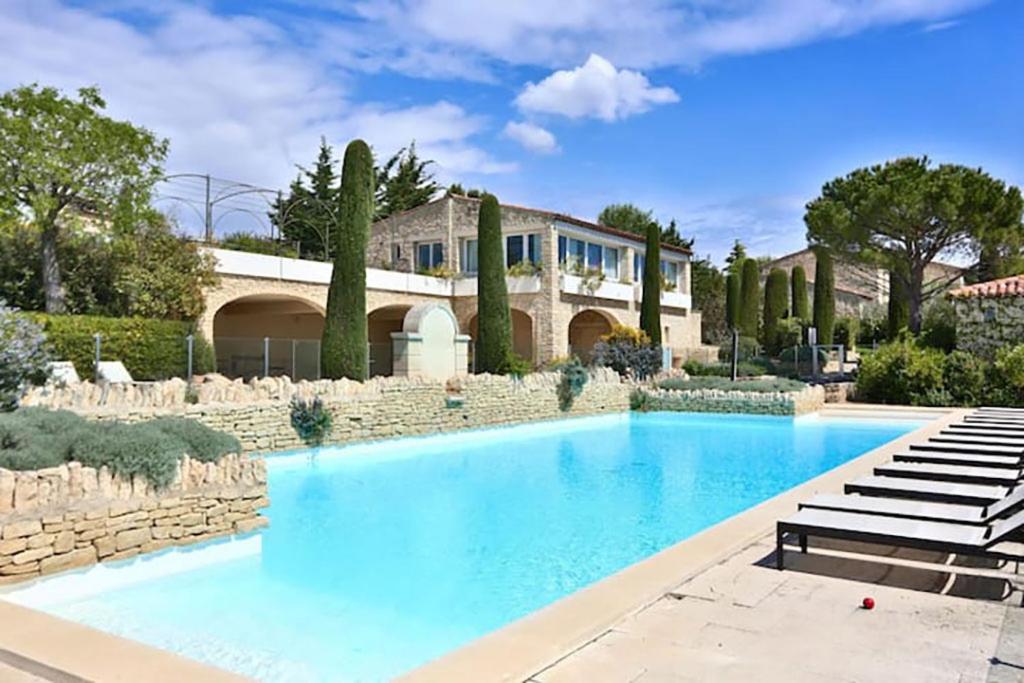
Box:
[0,453,267,585]
[635,384,825,416]
[26,371,631,453]
[954,295,1024,359]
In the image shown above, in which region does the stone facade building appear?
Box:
[949,274,1024,358]
[764,248,964,317]
[197,194,706,379]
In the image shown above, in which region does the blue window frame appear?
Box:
[558,235,567,264]
[506,235,524,267]
[417,241,443,270]
[587,242,603,270]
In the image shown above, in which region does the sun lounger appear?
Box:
[979,407,1024,415]
[956,421,1024,433]
[945,425,1024,439]
[800,486,1024,525]
[776,507,1024,573]
[910,441,1024,457]
[845,475,1008,506]
[965,416,1024,427]
[893,450,1021,469]
[875,462,1021,486]
[932,433,1024,447]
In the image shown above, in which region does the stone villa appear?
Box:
[199,194,705,380]
[950,273,1024,358]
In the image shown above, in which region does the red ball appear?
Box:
[862,597,875,610]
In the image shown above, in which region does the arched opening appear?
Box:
[466,309,535,365]
[368,305,413,377]
[213,295,324,379]
[568,310,615,363]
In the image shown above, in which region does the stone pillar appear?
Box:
[536,223,563,365]
[454,334,471,376]
[681,259,692,295]
[622,246,636,284]
[391,332,423,378]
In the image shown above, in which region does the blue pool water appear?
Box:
[8,412,919,681]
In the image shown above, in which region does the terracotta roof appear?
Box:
[376,194,692,255]
[949,274,1024,299]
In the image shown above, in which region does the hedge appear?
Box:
[26,313,213,381]
[659,376,807,393]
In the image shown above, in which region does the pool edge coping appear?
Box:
[398,406,965,683]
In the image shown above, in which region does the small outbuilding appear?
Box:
[949,274,1024,358]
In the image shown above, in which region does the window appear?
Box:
[390,244,401,266]
[604,247,619,280]
[558,235,567,264]
[528,234,542,265]
[587,242,603,271]
[661,260,679,288]
[462,239,478,273]
[416,241,443,270]
[634,253,645,281]
[506,235,524,267]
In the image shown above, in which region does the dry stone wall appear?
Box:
[0,453,267,584]
[954,296,1024,359]
[636,385,825,416]
[24,371,632,453]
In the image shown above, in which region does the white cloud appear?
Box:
[515,55,678,122]
[503,121,559,154]
[922,20,960,32]
[340,0,990,74]
[0,0,513,193]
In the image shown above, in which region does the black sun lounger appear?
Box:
[958,421,1024,433]
[893,450,1022,469]
[945,424,1024,439]
[932,433,1024,447]
[910,441,1024,457]
[776,507,1024,576]
[874,462,1022,486]
[799,487,1024,525]
[845,475,1009,506]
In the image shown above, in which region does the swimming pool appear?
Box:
[6,412,920,681]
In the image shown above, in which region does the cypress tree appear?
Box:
[321,139,373,380]
[738,258,760,339]
[790,265,810,321]
[813,248,836,345]
[887,267,911,339]
[475,193,512,373]
[640,221,662,346]
[725,271,741,330]
[762,268,788,353]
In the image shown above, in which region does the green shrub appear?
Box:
[1,301,52,411]
[475,193,513,373]
[146,417,240,462]
[813,248,835,344]
[322,139,372,380]
[919,298,956,352]
[219,232,298,258]
[290,397,333,447]
[659,376,807,393]
[498,351,532,377]
[640,221,662,345]
[790,266,810,321]
[762,268,789,354]
[593,325,661,379]
[0,409,237,487]
[557,357,589,411]
[855,336,945,405]
[738,259,760,339]
[942,351,986,406]
[725,272,741,330]
[718,335,760,363]
[683,359,774,378]
[27,313,213,381]
[834,317,859,351]
[774,317,803,353]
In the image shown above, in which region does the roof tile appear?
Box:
[949,274,1024,299]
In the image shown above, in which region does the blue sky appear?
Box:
[1,0,1021,264]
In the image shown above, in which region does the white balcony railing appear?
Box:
[559,274,634,302]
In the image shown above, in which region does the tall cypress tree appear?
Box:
[762,267,789,353]
[475,193,512,373]
[887,267,911,339]
[813,248,836,345]
[640,221,662,346]
[790,265,810,321]
[738,259,760,339]
[321,139,373,380]
[725,271,741,330]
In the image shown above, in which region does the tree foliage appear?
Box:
[375,142,440,220]
[0,213,215,320]
[724,240,748,275]
[738,259,760,339]
[0,85,167,314]
[475,194,513,373]
[322,140,373,380]
[813,248,836,345]
[790,266,810,321]
[268,137,339,261]
[805,156,1023,331]
[762,268,789,354]
[691,257,727,343]
[0,302,51,411]
[640,220,662,345]
[725,271,741,331]
[597,203,693,249]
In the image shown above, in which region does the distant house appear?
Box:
[949,274,1024,358]
[763,248,965,317]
